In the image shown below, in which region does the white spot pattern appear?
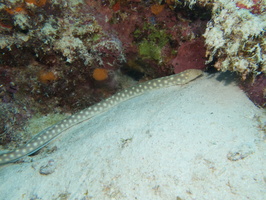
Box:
[0,69,202,165]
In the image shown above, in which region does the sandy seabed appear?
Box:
[0,72,265,200]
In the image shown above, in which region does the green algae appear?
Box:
[134,23,170,62]
[138,40,162,61]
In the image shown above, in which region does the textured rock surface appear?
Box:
[0,73,265,200]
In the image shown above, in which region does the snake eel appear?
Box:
[0,69,202,165]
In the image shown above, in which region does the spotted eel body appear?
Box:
[0,69,202,165]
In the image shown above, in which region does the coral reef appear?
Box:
[0,0,126,148]
[203,0,266,77]
[84,0,210,77]
[0,0,265,149]
[197,0,265,107]
[180,0,265,107]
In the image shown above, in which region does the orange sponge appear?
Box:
[92,68,108,81]
[151,4,165,15]
[39,71,57,83]
[25,0,47,7]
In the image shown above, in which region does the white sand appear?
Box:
[0,72,265,200]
